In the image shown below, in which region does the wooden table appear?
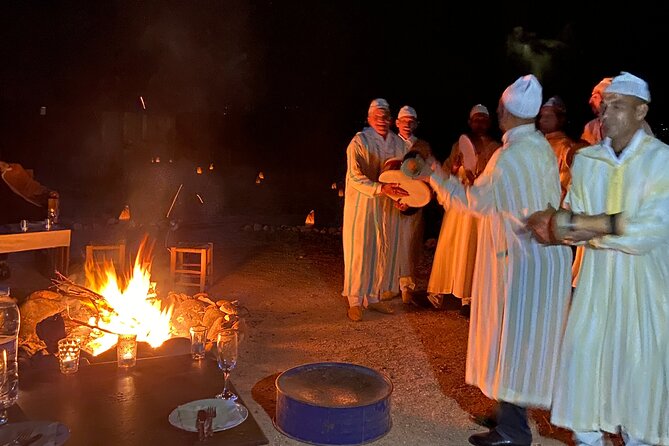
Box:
[14,354,269,446]
[0,224,70,275]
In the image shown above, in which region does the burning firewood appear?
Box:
[18,278,246,359]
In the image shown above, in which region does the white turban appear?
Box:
[368,98,390,114]
[501,74,542,118]
[605,72,651,103]
[469,104,489,118]
[398,105,418,120]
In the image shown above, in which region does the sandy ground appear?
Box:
[3,214,572,446]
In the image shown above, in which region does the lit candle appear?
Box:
[58,337,81,375]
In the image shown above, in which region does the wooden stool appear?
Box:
[169,242,213,292]
[85,242,126,271]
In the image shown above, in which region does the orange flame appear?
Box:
[305,210,315,226]
[85,237,173,355]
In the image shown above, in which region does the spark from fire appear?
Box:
[196,166,203,174]
[196,194,204,204]
[139,96,146,110]
[209,163,214,171]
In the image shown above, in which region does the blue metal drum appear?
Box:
[274,362,393,445]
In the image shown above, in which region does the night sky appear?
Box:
[2,1,667,221]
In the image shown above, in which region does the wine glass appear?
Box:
[215,330,238,401]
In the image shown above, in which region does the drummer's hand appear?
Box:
[526,207,556,244]
[463,169,476,185]
[381,183,408,197]
[394,201,409,211]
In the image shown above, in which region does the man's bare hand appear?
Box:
[381,182,409,197]
[526,207,556,244]
[394,201,409,211]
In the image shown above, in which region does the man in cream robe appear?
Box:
[342,98,408,321]
[529,72,669,446]
[427,104,500,313]
[390,105,432,304]
[424,75,572,446]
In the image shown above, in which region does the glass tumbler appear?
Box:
[117,334,138,368]
[57,337,81,375]
[189,326,207,360]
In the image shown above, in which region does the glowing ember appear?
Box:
[85,238,173,356]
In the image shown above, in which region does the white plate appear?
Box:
[0,421,69,446]
[168,398,248,433]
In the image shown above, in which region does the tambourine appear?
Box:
[378,156,431,209]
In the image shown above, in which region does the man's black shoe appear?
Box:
[469,413,497,429]
[468,430,530,446]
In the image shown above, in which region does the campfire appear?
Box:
[18,236,242,360]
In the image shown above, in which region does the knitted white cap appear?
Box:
[469,104,489,118]
[542,96,566,113]
[398,105,418,120]
[604,72,651,103]
[368,98,390,114]
[501,74,542,118]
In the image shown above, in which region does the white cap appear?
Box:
[368,98,390,114]
[501,74,542,118]
[398,105,418,120]
[469,104,489,118]
[605,71,651,103]
[542,96,566,113]
[591,77,612,96]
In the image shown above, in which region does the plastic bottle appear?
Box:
[0,290,20,424]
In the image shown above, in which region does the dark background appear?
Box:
[2,1,667,226]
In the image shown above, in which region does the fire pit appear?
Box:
[17,237,243,364]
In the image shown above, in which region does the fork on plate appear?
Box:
[204,406,216,438]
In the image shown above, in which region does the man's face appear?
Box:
[589,92,604,115]
[496,100,509,132]
[469,113,490,135]
[368,108,392,136]
[601,93,647,142]
[537,106,560,134]
[396,116,417,137]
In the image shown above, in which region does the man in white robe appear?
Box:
[389,105,432,304]
[427,104,500,315]
[528,72,669,446]
[420,75,572,446]
[342,98,409,322]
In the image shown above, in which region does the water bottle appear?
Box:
[0,290,20,424]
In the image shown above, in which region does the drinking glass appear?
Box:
[19,220,28,232]
[189,325,207,360]
[215,330,238,400]
[117,334,138,368]
[58,337,81,374]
